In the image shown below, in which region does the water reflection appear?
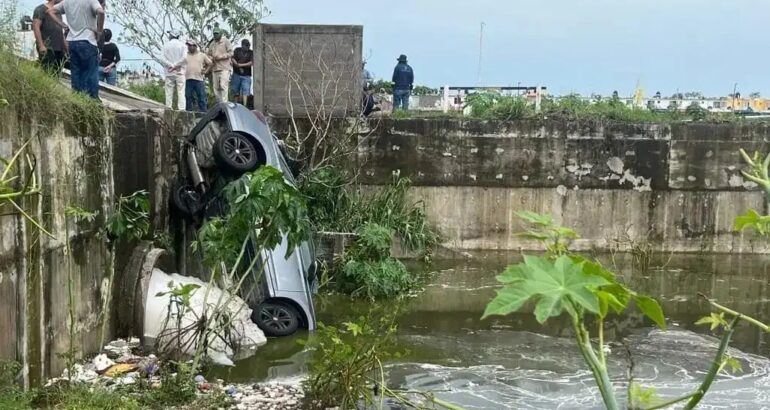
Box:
[213,252,770,409]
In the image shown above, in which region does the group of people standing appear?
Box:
[161,29,253,112]
[32,0,120,99]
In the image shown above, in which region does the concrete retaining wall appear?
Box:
[347,118,770,253]
[0,112,114,385]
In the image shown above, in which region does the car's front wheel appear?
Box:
[213,132,261,175]
[252,301,301,337]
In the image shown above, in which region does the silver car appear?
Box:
[171,102,317,337]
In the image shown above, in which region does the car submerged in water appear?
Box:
[170,102,317,337]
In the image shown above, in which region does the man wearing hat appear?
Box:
[184,39,211,112]
[207,27,233,103]
[160,29,187,109]
[391,54,414,111]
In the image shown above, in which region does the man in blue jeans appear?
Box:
[392,54,414,111]
[49,0,105,99]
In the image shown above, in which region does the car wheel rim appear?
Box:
[222,136,254,165]
[179,187,199,205]
[260,306,294,331]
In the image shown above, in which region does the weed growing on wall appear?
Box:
[300,166,440,255]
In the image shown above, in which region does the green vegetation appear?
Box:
[301,166,440,254]
[369,80,438,96]
[302,312,398,409]
[485,211,769,409]
[126,82,165,104]
[0,359,232,410]
[0,46,104,131]
[458,92,740,123]
[339,223,415,299]
[106,190,151,242]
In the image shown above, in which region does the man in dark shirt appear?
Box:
[98,28,120,85]
[32,0,66,73]
[230,39,253,106]
[392,54,414,111]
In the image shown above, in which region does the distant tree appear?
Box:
[111,0,268,59]
[750,92,761,98]
[684,91,704,99]
[685,102,707,121]
[654,91,662,99]
[671,93,684,99]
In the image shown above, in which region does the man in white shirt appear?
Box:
[160,30,187,109]
[47,0,105,98]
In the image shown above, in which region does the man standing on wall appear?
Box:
[230,39,253,106]
[160,30,186,109]
[32,0,66,74]
[185,40,211,112]
[392,54,414,111]
[207,28,233,103]
[47,0,105,98]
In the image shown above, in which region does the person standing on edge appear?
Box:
[32,0,66,74]
[47,0,105,98]
[392,54,413,111]
[230,38,253,106]
[98,28,119,85]
[185,40,211,112]
[207,28,233,103]
[160,30,186,109]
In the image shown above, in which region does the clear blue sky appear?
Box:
[17,0,770,97]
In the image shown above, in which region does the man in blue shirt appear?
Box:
[392,54,413,111]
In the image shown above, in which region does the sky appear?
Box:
[16,0,770,97]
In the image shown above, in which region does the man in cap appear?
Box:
[184,39,212,112]
[160,29,186,109]
[391,54,414,111]
[230,38,253,106]
[207,27,233,103]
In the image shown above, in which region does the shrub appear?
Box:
[339,223,414,299]
[302,312,398,410]
[300,167,440,255]
[465,92,533,120]
[126,81,165,104]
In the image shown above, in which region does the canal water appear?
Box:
[214,252,770,409]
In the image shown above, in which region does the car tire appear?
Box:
[171,182,201,218]
[213,132,260,175]
[252,301,301,337]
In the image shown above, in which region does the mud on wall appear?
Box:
[351,118,770,253]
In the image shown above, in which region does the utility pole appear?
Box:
[477,22,485,86]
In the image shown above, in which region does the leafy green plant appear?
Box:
[734,208,770,236]
[465,92,533,120]
[484,211,666,410]
[300,167,440,256]
[106,190,150,242]
[338,223,415,299]
[0,361,30,409]
[302,312,398,410]
[516,211,578,255]
[126,81,165,104]
[488,211,770,409]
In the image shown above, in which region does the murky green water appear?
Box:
[214,252,770,409]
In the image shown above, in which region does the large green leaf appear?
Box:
[734,208,770,236]
[483,255,609,323]
[634,295,666,330]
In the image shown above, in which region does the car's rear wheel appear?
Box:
[171,182,201,218]
[213,132,260,175]
[252,301,301,337]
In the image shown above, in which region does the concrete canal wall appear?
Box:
[349,119,770,253]
[0,108,186,384]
